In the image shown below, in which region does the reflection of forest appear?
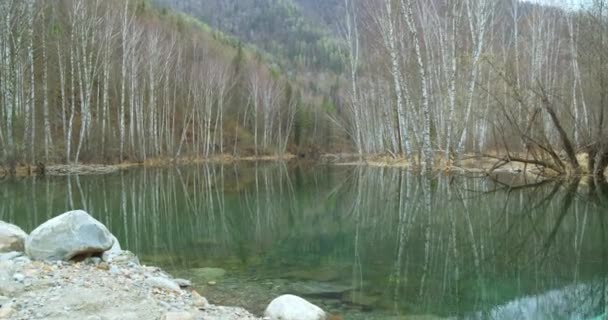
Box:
[0,165,606,318]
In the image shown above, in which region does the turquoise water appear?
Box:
[1,163,607,319]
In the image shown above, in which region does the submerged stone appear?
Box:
[190,267,226,281]
[284,266,349,282]
[285,281,353,297]
[341,291,380,308]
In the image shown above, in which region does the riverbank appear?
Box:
[3,152,605,179]
[0,252,260,320]
[0,213,262,320]
[324,152,608,178]
[0,211,334,320]
[322,153,541,174]
[0,154,297,178]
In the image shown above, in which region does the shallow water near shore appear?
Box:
[1,163,607,319]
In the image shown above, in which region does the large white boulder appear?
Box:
[264,294,326,320]
[25,210,115,261]
[0,221,27,253]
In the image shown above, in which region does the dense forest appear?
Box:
[0,0,334,167]
[0,0,607,179]
[153,0,345,72]
[343,0,608,177]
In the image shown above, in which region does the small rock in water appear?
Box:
[162,311,195,320]
[146,277,181,293]
[207,281,217,286]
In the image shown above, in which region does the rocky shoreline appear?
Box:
[0,211,328,320]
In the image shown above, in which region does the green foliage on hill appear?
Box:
[152,0,345,73]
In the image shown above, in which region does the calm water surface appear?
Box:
[1,163,607,319]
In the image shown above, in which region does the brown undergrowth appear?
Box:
[0,153,297,177]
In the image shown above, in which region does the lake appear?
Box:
[1,163,607,319]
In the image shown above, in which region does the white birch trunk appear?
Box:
[400,0,433,170]
[26,0,35,161]
[343,0,363,157]
[42,6,53,161]
[119,0,130,162]
[456,0,491,157]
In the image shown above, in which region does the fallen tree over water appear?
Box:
[484,65,608,181]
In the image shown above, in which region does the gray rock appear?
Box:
[191,291,209,308]
[0,251,23,261]
[101,235,121,262]
[0,221,27,253]
[25,210,114,261]
[12,273,24,283]
[12,256,31,265]
[110,265,121,275]
[264,294,326,320]
[174,278,192,288]
[83,257,102,265]
[104,250,140,266]
[146,277,181,293]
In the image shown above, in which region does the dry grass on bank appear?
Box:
[2,152,604,178]
[0,153,297,178]
[328,152,607,178]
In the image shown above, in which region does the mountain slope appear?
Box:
[152,0,344,73]
[292,0,342,30]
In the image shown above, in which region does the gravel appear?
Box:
[0,251,263,320]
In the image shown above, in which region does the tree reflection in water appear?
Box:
[0,164,606,319]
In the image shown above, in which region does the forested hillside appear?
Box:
[340,0,608,177]
[292,0,342,29]
[152,0,344,73]
[1,0,607,179]
[0,0,316,166]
